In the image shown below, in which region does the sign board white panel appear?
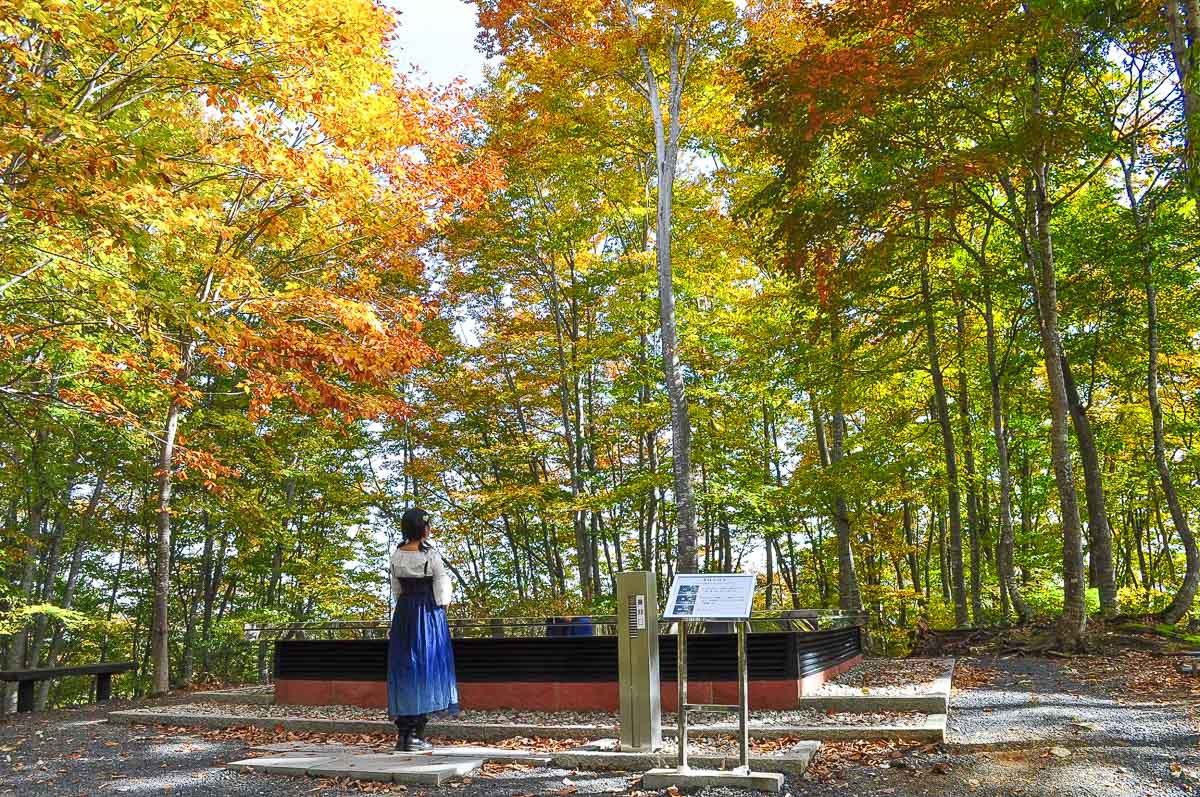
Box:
[662,573,756,620]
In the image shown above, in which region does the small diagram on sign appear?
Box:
[672,584,699,615]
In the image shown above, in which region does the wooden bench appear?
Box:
[0,661,137,712]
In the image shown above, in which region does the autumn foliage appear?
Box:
[1,0,498,691]
[3,0,1200,705]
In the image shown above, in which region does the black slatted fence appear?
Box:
[274,627,861,683]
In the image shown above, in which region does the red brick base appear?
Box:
[275,655,862,712]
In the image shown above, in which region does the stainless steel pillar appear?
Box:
[736,619,749,773]
[677,619,688,770]
[616,571,662,752]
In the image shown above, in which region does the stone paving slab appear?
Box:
[388,757,483,783]
[307,753,419,782]
[251,741,552,764]
[228,751,483,785]
[228,754,342,776]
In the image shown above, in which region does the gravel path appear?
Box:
[947,655,1193,750]
[799,655,1200,796]
[2,655,1195,796]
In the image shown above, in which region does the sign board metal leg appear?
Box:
[737,620,750,773]
[677,620,689,771]
[658,572,782,791]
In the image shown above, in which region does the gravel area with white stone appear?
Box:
[807,657,950,697]
[142,701,926,729]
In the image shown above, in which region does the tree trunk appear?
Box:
[1016,53,1087,645]
[1117,140,1200,623]
[4,435,47,713]
[956,299,984,624]
[1031,205,1087,647]
[1133,505,1150,599]
[151,390,185,695]
[921,244,969,627]
[828,303,862,613]
[1145,227,1200,623]
[1164,0,1199,195]
[937,496,950,602]
[813,395,861,612]
[36,474,106,708]
[632,18,697,574]
[980,257,1030,623]
[1060,352,1118,617]
[1019,447,1034,589]
[544,255,593,601]
[903,497,921,596]
[992,47,1087,647]
[923,510,934,606]
[29,502,68,677]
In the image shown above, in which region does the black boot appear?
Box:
[409,715,433,752]
[394,717,413,752]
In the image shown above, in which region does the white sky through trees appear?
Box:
[388,0,487,88]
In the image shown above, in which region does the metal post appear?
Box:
[16,680,34,713]
[737,619,750,773]
[677,620,689,772]
[96,672,113,702]
[616,571,662,752]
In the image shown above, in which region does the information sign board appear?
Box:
[662,573,756,620]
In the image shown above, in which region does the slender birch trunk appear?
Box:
[627,5,698,573]
[920,235,969,627]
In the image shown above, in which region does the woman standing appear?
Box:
[388,508,459,752]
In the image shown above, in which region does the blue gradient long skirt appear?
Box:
[387,593,460,719]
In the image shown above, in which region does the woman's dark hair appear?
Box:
[400,508,431,550]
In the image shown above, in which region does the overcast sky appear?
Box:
[388,0,488,87]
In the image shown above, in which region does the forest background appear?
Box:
[2,0,1199,711]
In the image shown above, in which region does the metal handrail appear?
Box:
[243,608,866,641]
